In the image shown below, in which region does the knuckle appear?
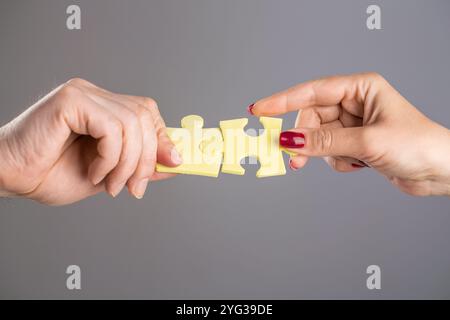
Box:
[364,72,386,84]
[97,120,122,156]
[135,104,152,120]
[109,119,123,137]
[121,109,140,128]
[57,83,82,100]
[97,139,111,158]
[142,97,158,110]
[359,128,377,158]
[313,129,333,153]
[66,77,90,87]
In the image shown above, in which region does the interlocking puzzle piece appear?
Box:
[220,117,286,178]
[156,115,289,178]
[156,115,223,177]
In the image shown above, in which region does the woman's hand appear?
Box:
[249,73,450,196]
[0,78,181,205]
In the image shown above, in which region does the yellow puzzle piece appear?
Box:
[156,115,287,178]
[220,117,286,178]
[156,115,223,177]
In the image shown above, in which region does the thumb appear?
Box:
[156,128,183,167]
[280,127,366,159]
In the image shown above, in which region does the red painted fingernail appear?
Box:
[280,131,305,148]
[351,163,365,168]
[247,103,255,115]
[289,159,299,171]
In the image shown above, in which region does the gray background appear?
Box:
[0,0,449,299]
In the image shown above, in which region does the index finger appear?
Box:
[250,73,373,116]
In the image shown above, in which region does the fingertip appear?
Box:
[280,130,306,149]
[170,148,183,166]
[249,101,265,116]
[158,145,183,167]
[129,178,149,199]
[88,160,106,186]
[247,103,255,115]
[289,155,308,171]
[289,159,299,171]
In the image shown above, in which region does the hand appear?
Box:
[0,78,182,205]
[250,72,450,196]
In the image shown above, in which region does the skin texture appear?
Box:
[252,72,450,196]
[0,78,181,205]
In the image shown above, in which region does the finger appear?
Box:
[60,85,123,186]
[126,105,158,199]
[288,106,341,170]
[72,84,181,191]
[295,105,342,127]
[150,172,176,181]
[106,94,181,197]
[323,156,364,172]
[339,109,363,127]
[320,121,368,170]
[288,155,307,171]
[85,93,143,197]
[126,96,182,167]
[290,110,311,170]
[74,82,182,167]
[280,126,367,159]
[251,73,381,116]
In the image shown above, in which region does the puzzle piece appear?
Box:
[156,115,223,177]
[220,117,286,178]
[156,115,288,178]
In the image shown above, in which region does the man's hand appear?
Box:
[0,78,181,205]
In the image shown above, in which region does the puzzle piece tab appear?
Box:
[220,117,286,178]
[156,115,223,177]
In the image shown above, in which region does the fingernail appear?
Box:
[280,131,305,148]
[109,181,126,198]
[289,159,299,171]
[352,160,369,168]
[91,175,104,186]
[171,148,183,165]
[133,178,149,199]
[358,160,370,167]
[247,103,255,115]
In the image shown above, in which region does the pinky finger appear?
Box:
[323,156,365,173]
